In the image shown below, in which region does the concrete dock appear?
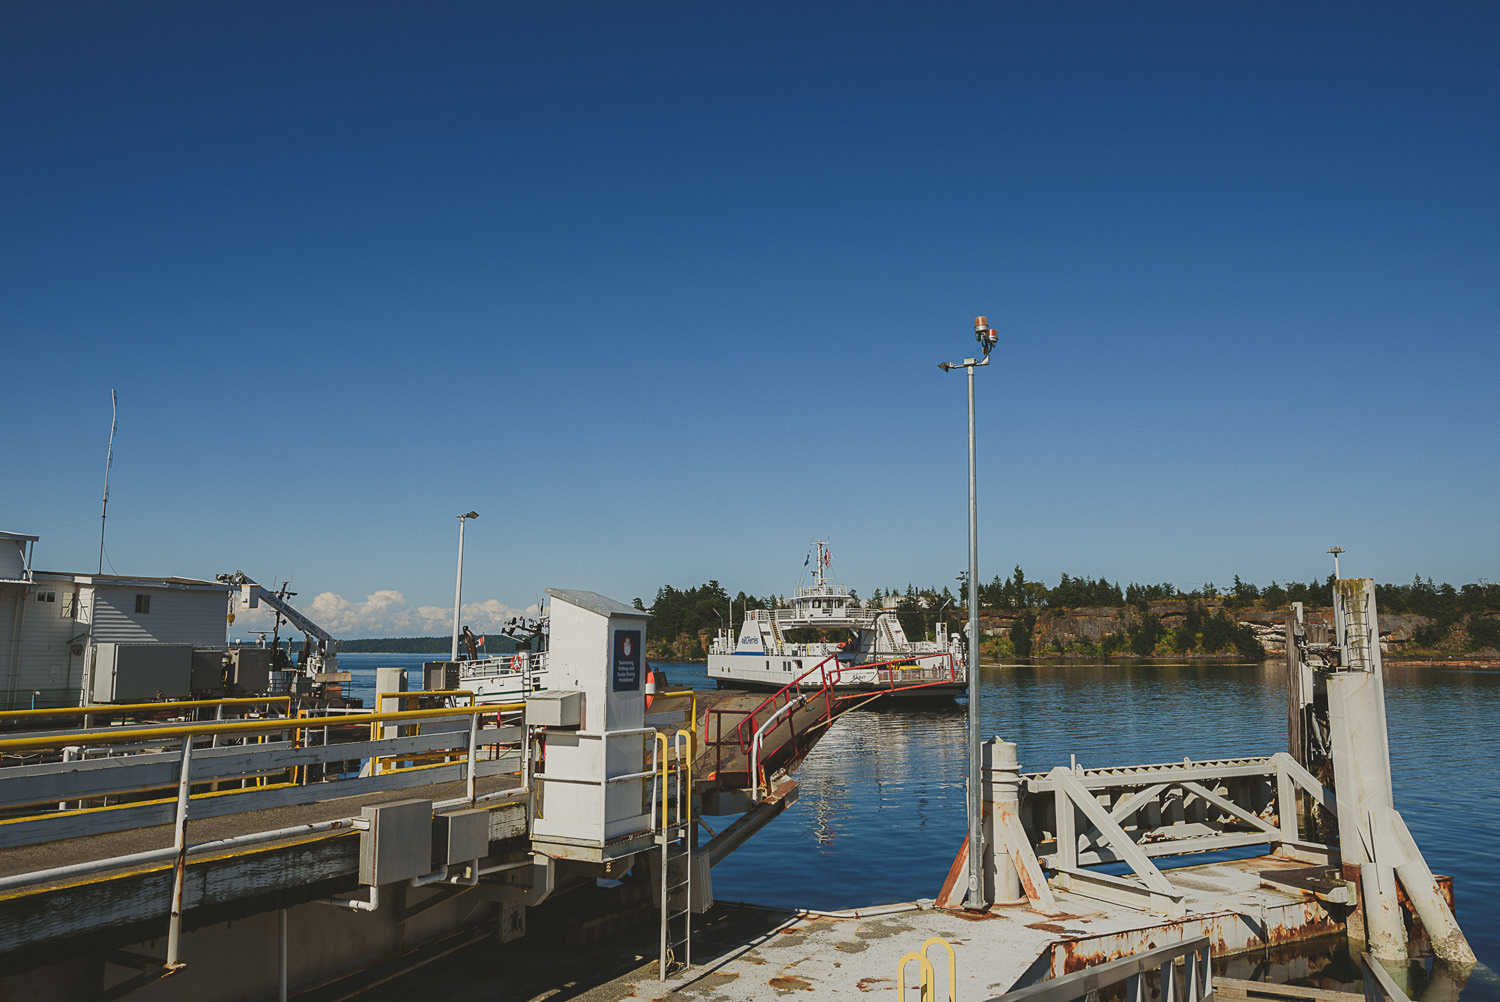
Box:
[321,853,1360,1001]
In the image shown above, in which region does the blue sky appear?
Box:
[3,3,1496,636]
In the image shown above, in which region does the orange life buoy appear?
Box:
[644,666,657,709]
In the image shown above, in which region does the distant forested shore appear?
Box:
[337,573,1499,663]
[631,572,1500,662]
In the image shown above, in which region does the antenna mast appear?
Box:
[98,390,117,574]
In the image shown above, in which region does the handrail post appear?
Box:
[165,734,194,971]
[466,711,480,807]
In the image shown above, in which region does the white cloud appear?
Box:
[230,589,539,639]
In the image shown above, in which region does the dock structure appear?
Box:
[0,588,925,1000]
[0,580,1476,1001]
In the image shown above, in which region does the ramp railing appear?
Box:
[703,651,963,796]
[989,935,1214,1002]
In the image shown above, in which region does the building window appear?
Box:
[135,594,151,614]
[37,590,55,603]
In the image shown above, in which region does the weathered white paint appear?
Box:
[1,571,229,706]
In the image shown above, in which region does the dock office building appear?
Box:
[0,530,231,710]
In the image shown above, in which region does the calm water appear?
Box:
[338,654,1500,996]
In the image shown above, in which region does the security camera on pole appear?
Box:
[939,316,998,910]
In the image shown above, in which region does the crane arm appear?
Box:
[217,572,340,655]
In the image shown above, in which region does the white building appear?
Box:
[0,530,230,709]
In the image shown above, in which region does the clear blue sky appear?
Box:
[4,3,1496,636]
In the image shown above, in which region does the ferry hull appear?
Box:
[711,675,966,699]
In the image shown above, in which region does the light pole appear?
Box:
[1327,546,1344,580]
[939,315,998,910]
[451,511,479,660]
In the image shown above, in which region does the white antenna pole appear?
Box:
[98,390,117,575]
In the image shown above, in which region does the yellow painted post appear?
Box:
[898,952,935,1002]
[921,938,957,1002]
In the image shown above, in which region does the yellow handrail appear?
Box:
[374,690,476,705]
[656,689,699,740]
[0,696,293,722]
[0,702,526,753]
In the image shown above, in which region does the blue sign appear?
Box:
[612,629,642,692]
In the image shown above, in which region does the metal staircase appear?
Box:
[652,731,693,979]
[768,613,785,655]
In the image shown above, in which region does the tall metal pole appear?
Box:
[98,390,117,575]
[940,316,997,912]
[451,512,478,660]
[965,361,983,910]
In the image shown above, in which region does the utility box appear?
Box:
[190,648,225,691]
[527,690,583,728]
[423,661,459,691]
[435,809,489,866]
[359,799,433,886]
[530,589,653,860]
[91,643,192,703]
[228,647,273,692]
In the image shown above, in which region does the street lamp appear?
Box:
[1327,546,1344,580]
[451,511,479,660]
[939,315,998,911]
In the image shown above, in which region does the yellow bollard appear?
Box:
[898,951,935,1002]
[921,937,957,1002]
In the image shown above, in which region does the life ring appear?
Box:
[644,666,657,709]
[512,654,523,671]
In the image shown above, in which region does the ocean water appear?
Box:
[337,654,1500,996]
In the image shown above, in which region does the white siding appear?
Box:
[0,540,26,581]
[3,580,229,705]
[90,586,227,646]
[11,582,85,696]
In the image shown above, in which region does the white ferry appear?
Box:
[450,617,551,703]
[707,541,966,699]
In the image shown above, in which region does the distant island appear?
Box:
[336,572,1499,664]
[631,572,1500,663]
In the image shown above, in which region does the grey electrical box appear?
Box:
[190,648,225,691]
[423,661,459,691]
[228,647,273,692]
[91,643,192,703]
[435,809,489,865]
[359,799,433,886]
[527,690,583,728]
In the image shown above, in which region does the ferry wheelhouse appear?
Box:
[707,541,966,699]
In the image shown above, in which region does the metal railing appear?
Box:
[703,651,962,794]
[989,936,1214,1002]
[0,696,292,732]
[0,701,528,851]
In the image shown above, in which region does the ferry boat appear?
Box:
[452,617,551,703]
[706,541,966,698]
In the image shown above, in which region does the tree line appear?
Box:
[631,569,1500,661]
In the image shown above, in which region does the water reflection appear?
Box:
[340,656,1498,998]
[701,660,1500,999]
